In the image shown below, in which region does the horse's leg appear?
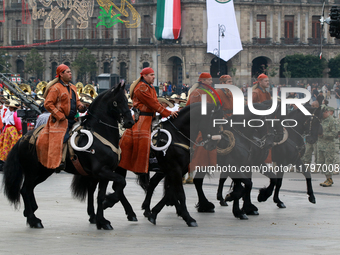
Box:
[176,182,198,227]
[147,194,169,225]
[22,170,53,228]
[141,172,165,218]
[194,171,215,212]
[257,171,278,202]
[96,180,113,230]
[113,167,137,222]
[216,171,228,206]
[100,169,127,210]
[273,171,286,208]
[241,177,259,216]
[299,160,316,204]
[87,180,97,224]
[228,179,248,220]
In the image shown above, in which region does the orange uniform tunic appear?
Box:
[36,82,83,169]
[119,79,171,173]
[187,83,219,171]
[252,86,272,163]
[216,88,233,118]
[252,86,271,103]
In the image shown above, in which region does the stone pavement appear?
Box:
[1,170,340,255]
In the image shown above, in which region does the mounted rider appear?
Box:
[216,75,233,118]
[118,67,178,174]
[252,73,272,163]
[186,72,221,174]
[252,73,271,103]
[36,64,86,170]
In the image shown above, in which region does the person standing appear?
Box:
[36,64,86,170]
[335,85,340,110]
[0,99,22,162]
[318,106,337,187]
[118,67,178,174]
[159,82,163,97]
[301,101,320,172]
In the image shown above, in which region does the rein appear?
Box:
[167,119,206,147]
[87,111,120,130]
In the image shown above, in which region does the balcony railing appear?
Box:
[308,37,326,45]
[307,0,325,3]
[280,37,299,45]
[12,40,25,46]
[252,37,272,45]
[138,37,152,45]
[116,38,130,45]
[161,38,182,45]
[281,0,301,3]
[32,39,114,46]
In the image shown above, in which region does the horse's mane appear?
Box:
[87,88,110,113]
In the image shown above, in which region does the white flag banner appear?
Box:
[206,0,242,63]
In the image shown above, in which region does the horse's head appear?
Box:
[110,82,134,128]
[304,106,322,144]
[88,82,134,129]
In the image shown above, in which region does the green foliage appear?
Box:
[261,64,278,78]
[328,54,340,78]
[284,54,326,78]
[24,48,44,79]
[97,6,123,28]
[72,48,97,83]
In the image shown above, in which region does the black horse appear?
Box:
[80,102,222,227]
[194,103,278,219]
[258,105,322,208]
[2,83,134,230]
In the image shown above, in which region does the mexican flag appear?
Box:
[155,0,181,40]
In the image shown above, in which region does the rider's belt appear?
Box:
[140,112,154,116]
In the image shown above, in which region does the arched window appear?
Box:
[142,62,149,68]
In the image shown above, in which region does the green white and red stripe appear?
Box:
[155,0,181,40]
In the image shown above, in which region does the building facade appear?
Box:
[0,0,338,87]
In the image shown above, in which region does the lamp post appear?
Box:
[151,23,160,88]
[217,24,225,76]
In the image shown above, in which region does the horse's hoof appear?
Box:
[89,216,96,224]
[238,214,248,220]
[102,199,114,210]
[308,196,316,204]
[224,193,233,202]
[31,222,44,228]
[257,194,268,202]
[219,200,228,206]
[143,211,151,218]
[197,207,215,213]
[187,221,198,227]
[148,215,156,225]
[127,215,138,222]
[277,202,286,208]
[246,211,259,216]
[97,223,113,230]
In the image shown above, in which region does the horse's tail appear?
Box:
[137,173,150,193]
[2,142,24,208]
[71,175,92,202]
